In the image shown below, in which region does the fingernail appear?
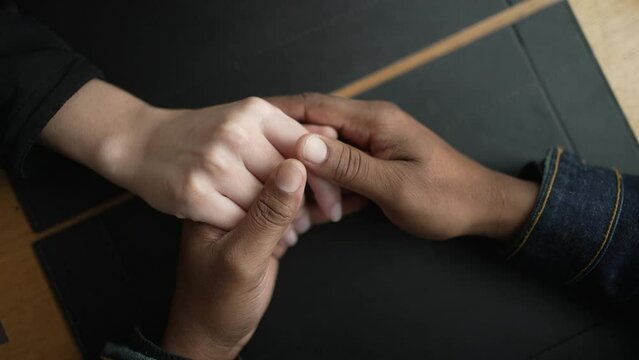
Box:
[276,163,304,193]
[284,230,298,247]
[303,135,328,164]
[294,213,312,234]
[330,203,342,222]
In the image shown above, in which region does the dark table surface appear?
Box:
[2,0,638,358]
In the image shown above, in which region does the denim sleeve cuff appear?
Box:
[505,147,639,302]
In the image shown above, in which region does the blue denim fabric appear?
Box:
[507,147,639,302]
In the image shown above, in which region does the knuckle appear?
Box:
[203,145,232,174]
[239,96,272,114]
[333,145,367,185]
[217,120,249,148]
[179,170,205,207]
[376,100,403,118]
[252,193,294,230]
[300,92,325,118]
[300,92,321,103]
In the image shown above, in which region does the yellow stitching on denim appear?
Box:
[507,147,564,260]
[566,168,622,284]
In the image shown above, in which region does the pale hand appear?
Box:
[43,80,344,244]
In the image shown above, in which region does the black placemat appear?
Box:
[8,148,123,232]
[13,0,504,231]
[33,0,639,359]
[36,199,180,358]
[509,0,639,171]
[533,314,639,359]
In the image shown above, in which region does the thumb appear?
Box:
[226,159,306,264]
[295,134,390,202]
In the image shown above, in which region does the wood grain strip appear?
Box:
[0,170,134,247]
[0,246,82,359]
[1,0,562,248]
[569,0,639,142]
[30,193,134,243]
[333,0,564,98]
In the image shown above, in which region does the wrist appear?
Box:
[94,101,172,187]
[42,79,173,187]
[468,169,539,242]
[162,315,243,360]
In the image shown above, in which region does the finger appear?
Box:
[307,173,342,221]
[187,191,246,231]
[293,205,312,235]
[273,227,296,259]
[296,134,391,202]
[241,132,340,222]
[241,135,286,182]
[267,93,379,148]
[304,124,338,139]
[225,159,306,264]
[237,132,340,223]
[272,240,289,260]
[307,194,369,225]
[217,164,263,210]
[282,227,298,247]
[260,107,340,221]
[260,106,308,158]
[304,124,343,221]
[293,194,367,231]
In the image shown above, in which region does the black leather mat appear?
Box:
[32,0,639,359]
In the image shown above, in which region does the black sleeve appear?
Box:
[0,0,103,177]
